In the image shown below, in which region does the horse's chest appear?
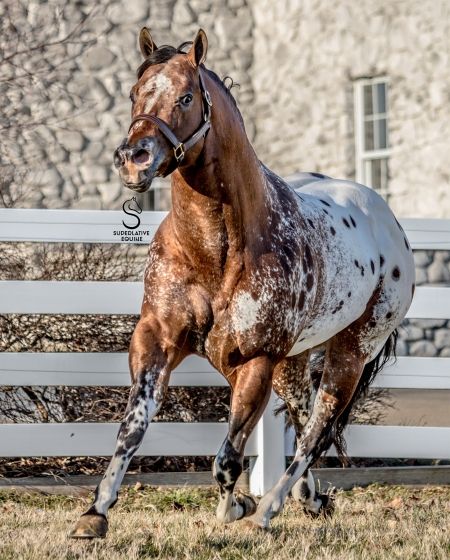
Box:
[221,261,310,358]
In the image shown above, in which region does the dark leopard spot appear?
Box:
[308,219,315,229]
[348,291,351,297]
[386,312,392,319]
[360,266,365,276]
[330,226,336,235]
[392,266,401,281]
[354,259,359,268]
[370,260,375,274]
[322,208,329,215]
[306,274,314,291]
[304,244,313,268]
[380,255,385,267]
[298,291,305,310]
[369,320,377,328]
[350,215,356,227]
[320,199,331,207]
[342,218,350,228]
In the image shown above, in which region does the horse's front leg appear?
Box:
[70,319,178,538]
[214,355,273,523]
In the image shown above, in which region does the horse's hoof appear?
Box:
[69,513,108,539]
[304,493,335,519]
[236,492,258,518]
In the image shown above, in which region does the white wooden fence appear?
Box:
[0,209,450,494]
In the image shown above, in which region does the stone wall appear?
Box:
[249,0,450,219]
[1,0,255,210]
[399,250,450,357]
[4,0,448,216]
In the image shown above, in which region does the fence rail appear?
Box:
[1,209,449,493]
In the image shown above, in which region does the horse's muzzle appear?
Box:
[114,137,162,192]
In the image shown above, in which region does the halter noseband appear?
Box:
[128,71,212,166]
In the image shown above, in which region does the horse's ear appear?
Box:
[139,27,158,58]
[187,29,208,67]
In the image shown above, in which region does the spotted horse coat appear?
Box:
[70,29,415,538]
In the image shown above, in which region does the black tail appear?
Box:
[332,329,398,461]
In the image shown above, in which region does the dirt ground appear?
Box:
[0,485,449,559]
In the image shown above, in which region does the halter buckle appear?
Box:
[174,143,185,162]
[204,89,212,107]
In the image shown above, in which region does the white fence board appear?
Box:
[0,209,166,244]
[0,353,228,387]
[0,422,258,457]
[1,282,448,319]
[285,425,450,459]
[372,356,450,390]
[1,354,449,390]
[401,218,450,250]
[1,210,450,250]
[1,423,448,459]
[0,281,143,314]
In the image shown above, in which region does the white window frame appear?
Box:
[354,77,391,197]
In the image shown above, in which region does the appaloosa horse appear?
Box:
[70,28,415,537]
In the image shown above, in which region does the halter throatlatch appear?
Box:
[128,71,212,166]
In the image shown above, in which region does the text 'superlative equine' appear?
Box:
[70,28,415,538]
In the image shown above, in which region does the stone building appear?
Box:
[3,0,449,217]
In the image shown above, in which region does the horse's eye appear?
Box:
[180,93,193,106]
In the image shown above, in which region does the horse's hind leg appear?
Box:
[214,356,273,523]
[273,351,331,516]
[70,320,177,538]
[248,335,367,529]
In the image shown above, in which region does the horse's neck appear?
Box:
[170,79,274,269]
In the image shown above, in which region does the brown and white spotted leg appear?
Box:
[70,320,179,538]
[273,352,328,516]
[247,336,367,529]
[214,356,273,523]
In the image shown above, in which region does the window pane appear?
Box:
[364,120,374,150]
[371,158,382,191]
[375,83,386,114]
[375,118,388,149]
[363,85,373,116]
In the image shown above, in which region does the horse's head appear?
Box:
[114,28,211,193]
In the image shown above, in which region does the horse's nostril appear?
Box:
[114,148,126,169]
[133,149,151,165]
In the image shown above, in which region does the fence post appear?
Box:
[249,390,286,496]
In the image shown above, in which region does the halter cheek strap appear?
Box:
[128,71,212,165]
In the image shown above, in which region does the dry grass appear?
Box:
[0,485,449,559]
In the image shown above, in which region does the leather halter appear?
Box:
[128,71,212,166]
